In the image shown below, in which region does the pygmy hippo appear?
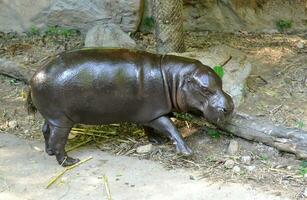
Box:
[26,48,234,166]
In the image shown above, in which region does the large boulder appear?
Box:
[84,24,136,48]
[170,45,252,107]
[0,0,143,33]
[183,0,307,32]
[0,0,51,33]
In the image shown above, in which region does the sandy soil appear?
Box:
[0,133,291,200]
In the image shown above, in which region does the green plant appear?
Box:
[296,120,304,129]
[173,112,194,122]
[259,153,268,161]
[276,20,292,32]
[213,65,224,78]
[207,128,221,139]
[142,16,155,32]
[28,26,40,36]
[299,160,307,176]
[44,26,78,38]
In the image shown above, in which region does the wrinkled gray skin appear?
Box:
[27,48,234,167]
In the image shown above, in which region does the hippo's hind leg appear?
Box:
[144,116,193,155]
[42,121,54,156]
[143,126,168,145]
[48,125,80,167]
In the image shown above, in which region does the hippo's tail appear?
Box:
[26,87,37,114]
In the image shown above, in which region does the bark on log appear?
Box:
[0,59,306,159]
[0,58,34,84]
[222,113,307,159]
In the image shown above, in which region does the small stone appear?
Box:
[233,166,241,173]
[227,140,239,155]
[224,159,235,169]
[245,165,256,172]
[85,24,136,48]
[136,144,153,154]
[241,156,251,165]
[303,188,307,197]
[286,166,292,170]
[297,41,305,49]
[8,120,18,129]
[24,129,29,134]
[33,146,43,152]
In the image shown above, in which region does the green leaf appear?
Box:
[207,128,221,139]
[301,160,307,168]
[213,65,224,78]
[297,121,304,129]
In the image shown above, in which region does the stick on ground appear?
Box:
[46,156,93,189]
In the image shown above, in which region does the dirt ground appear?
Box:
[0,31,306,199]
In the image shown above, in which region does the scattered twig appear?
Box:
[70,130,109,139]
[46,156,93,189]
[66,138,93,152]
[269,104,283,115]
[220,56,232,67]
[102,174,112,200]
[185,121,190,129]
[72,127,116,135]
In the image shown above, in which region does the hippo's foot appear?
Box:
[48,125,77,167]
[175,144,193,156]
[144,126,168,145]
[144,116,193,156]
[46,147,55,156]
[56,155,80,167]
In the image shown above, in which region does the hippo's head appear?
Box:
[181,66,234,125]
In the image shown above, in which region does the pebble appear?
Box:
[224,159,235,169]
[245,165,256,172]
[8,120,18,129]
[233,166,241,173]
[297,41,305,49]
[227,140,239,155]
[241,156,251,165]
[136,144,154,154]
[303,188,307,197]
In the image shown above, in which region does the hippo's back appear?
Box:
[30,48,171,127]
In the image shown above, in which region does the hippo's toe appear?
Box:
[176,144,193,156]
[46,148,55,156]
[58,156,80,167]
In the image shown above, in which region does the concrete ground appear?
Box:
[0,133,289,200]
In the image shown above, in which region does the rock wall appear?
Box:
[0,0,306,33]
[183,0,307,32]
[0,0,143,33]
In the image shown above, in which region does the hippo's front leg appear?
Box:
[144,116,193,155]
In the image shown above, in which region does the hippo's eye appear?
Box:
[199,88,214,97]
[199,86,214,94]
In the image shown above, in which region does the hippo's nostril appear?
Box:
[217,107,227,113]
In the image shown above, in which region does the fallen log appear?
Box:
[0,59,306,159]
[0,58,34,84]
[222,113,307,159]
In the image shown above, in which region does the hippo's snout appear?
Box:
[203,90,234,124]
[217,91,234,117]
